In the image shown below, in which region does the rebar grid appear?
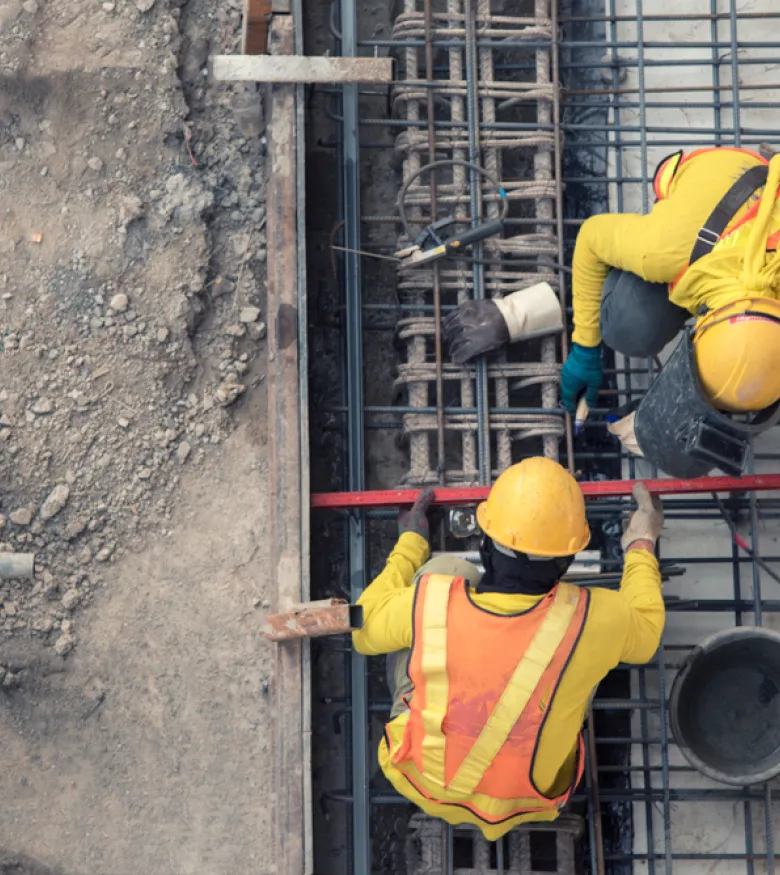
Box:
[392,0,566,486]
[313,1,780,874]
[405,812,583,875]
[559,3,780,875]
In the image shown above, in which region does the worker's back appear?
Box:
[359,543,664,840]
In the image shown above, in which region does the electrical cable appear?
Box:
[398,160,567,273]
[712,491,780,586]
[397,159,509,241]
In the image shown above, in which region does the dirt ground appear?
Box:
[0,0,274,871]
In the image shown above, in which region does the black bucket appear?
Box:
[633,332,780,479]
[669,627,780,785]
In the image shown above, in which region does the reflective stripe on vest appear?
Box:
[652,149,683,201]
[389,574,589,824]
[419,575,450,783]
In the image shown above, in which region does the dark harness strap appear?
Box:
[689,164,769,265]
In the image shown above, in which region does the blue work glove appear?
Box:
[560,343,603,414]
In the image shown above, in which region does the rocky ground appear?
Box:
[0,0,276,871]
[0,0,268,667]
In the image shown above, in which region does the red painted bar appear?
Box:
[311,474,780,510]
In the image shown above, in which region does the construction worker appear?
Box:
[560,147,780,418]
[353,457,665,840]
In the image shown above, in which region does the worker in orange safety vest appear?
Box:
[353,457,665,839]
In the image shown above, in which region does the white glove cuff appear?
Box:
[493,282,564,342]
[606,412,645,458]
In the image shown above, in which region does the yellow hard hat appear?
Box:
[476,457,590,557]
[693,297,780,413]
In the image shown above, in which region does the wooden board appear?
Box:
[263,600,362,641]
[242,0,273,55]
[211,54,393,84]
[266,15,308,875]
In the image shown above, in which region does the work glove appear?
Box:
[443,299,509,364]
[606,411,645,458]
[621,483,664,551]
[443,282,563,365]
[398,487,435,542]
[560,343,603,414]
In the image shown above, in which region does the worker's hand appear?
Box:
[560,343,603,414]
[443,284,563,366]
[442,299,509,365]
[398,487,435,542]
[621,483,664,551]
[606,411,644,457]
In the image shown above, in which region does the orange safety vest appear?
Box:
[387,574,589,826]
[652,147,780,293]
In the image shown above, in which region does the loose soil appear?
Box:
[0,0,274,871]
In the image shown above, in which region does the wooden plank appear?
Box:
[291,5,312,869]
[211,54,393,84]
[242,0,273,55]
[266,14,307,875]
[262,601,363,642]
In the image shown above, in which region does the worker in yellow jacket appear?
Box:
[353,457,665,840]
[560,147,780,416]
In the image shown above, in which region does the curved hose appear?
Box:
[397,159,509,241]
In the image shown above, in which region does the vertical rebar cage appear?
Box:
[306,1,780,874]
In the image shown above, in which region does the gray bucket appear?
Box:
[670,626,780,785]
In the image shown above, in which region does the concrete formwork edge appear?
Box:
[266,12,312,875]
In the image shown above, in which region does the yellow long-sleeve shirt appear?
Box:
[572,148,780,348]
[353,532,663,839]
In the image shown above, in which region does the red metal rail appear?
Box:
[311,474,780,510]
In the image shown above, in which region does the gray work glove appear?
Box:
[443,282,564,365]
[398,487,435,541]
[443,299,509,364]
[621,483,664,551]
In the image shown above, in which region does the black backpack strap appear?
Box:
[689,164,769,265]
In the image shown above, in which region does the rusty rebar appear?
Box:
[424,0,447,488]
[551,0,575,471]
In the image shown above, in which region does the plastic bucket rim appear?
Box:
[669,625,780,786]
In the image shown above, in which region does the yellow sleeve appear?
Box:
[571,203,693,347]
[351,532,430,656]
[616,548,665,664]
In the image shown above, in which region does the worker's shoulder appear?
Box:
[581,586,631,628]
[675,147,765,187]
[683,146,764,167]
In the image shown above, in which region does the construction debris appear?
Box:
[0,552,35,579]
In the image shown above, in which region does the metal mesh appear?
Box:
[308,1,780,874]
[391,0,566,485]
[559,3,780,874]
[405,813,584,875]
